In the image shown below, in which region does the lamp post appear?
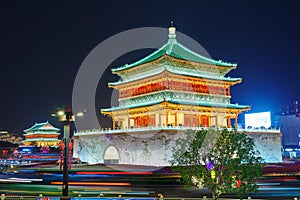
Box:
[52,106,84,200]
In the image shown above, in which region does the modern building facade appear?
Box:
[274,101,300,158]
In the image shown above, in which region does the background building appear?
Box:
[23,121,60,147]
[274,101,300,159]
[0,131,22,159]
[19,121,61,162]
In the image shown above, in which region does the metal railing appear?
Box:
[74,125,280,136]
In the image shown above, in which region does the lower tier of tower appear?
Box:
[111,113,239,129]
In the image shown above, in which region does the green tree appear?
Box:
[170,128,263,200]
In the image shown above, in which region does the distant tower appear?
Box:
[23,121,60,147]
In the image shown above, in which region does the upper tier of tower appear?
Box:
[111,26,238,83]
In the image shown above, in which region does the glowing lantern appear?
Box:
[237,179,241,188]
[211,170,216,179]
[206,161,214,170]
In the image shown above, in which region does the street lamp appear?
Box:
[52,106,84,200]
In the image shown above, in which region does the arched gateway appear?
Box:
[103,146,119,164]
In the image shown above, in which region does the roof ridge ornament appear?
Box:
[168,21,176,39]
[167,21,176,55]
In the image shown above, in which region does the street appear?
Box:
[0,163,300,199]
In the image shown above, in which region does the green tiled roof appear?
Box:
[22,138,61,142]
[112,36,237,73]
[109,65,241,87]
[169,99,249,109]
[101,98,249,112]
[24,121,59,133]
[24,132,60,135]
[102,99,164,112]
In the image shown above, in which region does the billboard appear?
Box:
[245,111,271,128]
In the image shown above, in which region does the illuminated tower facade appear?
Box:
[101,26,250,128]
[23,121,60,147]
[73,26,282,165]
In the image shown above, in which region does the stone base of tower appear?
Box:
[73,128,282,166]
[73,129,184,166]
[247,132,282,163]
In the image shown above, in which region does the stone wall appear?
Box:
[73,129,282,165]
[249,132,282,163]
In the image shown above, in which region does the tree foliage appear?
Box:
[170,128,263,199]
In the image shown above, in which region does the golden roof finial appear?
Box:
[168,21,176,39]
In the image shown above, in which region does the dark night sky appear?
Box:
[1,1,300,134]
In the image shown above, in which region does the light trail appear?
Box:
[0,177,43,183]
[50,181,131,186]
[76,171,153,175]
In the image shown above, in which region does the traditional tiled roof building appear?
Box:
[73,25,282,165]
[23,121,60,147]
[101,26,249,129]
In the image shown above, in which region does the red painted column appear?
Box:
[207,116,210,127]
[139,117,142,127]
[166,111,169,126]
[227,117,231,128]
[199,115,201,127]
[134,117,138,127]
[159,114,161,126]
[112,119,115,129]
